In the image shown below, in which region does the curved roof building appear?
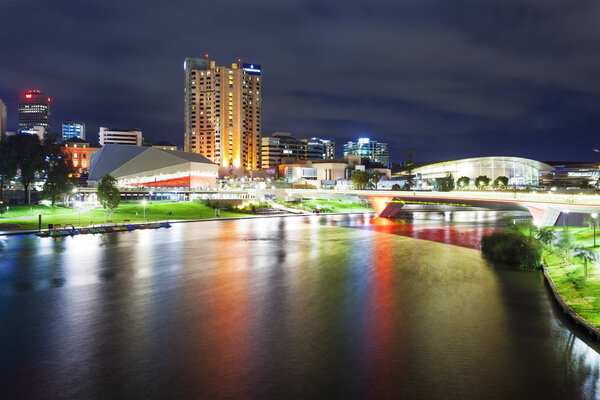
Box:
[88,144,219,189]
[411,156,554,187]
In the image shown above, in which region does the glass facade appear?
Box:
[343,138,389,167]
[62,122,85,141]
[412,157,553,187]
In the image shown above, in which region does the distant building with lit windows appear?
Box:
[343,138,389,167]
[61,138,100,177]
[302,137,335,160]
[184,56,262,169]
[62,122,85,141]
[18,90,50,133]
[261,132,305,168]
[99,127,143,146]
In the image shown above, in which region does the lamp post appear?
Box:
[141,200,147,222]
[592,213,598,248]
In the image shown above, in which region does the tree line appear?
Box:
[0,133,76,207]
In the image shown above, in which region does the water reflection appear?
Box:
[0,214,599,399]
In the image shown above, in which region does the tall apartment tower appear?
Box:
[0,99,6,140]
[184,56,262,169]
[18,90,50,133]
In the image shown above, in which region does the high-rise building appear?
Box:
[0,99,6,140]
[62,122,85,141]
[184,56,262,169]
[302,137,335,160]
[343,137,389,167]
[99,127,143,146]
[261,132,305,168]
[18,90,50,133]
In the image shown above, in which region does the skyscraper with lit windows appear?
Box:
[184,56,262,169]
[344,138,389,167]
[18,90,50,133]
[62,122,85,141]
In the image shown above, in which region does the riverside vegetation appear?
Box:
[483,221,600,328]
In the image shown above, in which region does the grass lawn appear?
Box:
[277,198,373,213]
[1,204,75,218]
[545,226,600,327]
[0,201,247,231]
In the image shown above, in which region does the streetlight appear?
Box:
[141,200,147,222]
[592,213,598,248]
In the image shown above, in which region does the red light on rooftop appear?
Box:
[205,53,209,58]
[48,97,51,102]
[238,58,241,62]
[25,94,33,99]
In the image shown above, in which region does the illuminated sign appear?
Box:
[25,94,32,99]
[242,63,261,75]
[358,138,370,144]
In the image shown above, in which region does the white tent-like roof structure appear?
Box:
[88,144,218,187]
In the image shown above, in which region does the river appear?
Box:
[0,212,599,399]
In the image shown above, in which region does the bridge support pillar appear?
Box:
[526,205,561,227]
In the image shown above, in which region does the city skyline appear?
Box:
[3,1,600,163]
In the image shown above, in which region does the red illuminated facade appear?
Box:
[61,138,100,177]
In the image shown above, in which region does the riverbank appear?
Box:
[543,227,600,330]
[0,201,248,232]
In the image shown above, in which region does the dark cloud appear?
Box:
[2,0,600,162]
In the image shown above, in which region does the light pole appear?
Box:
[592,213,598,248]
[142,200,147,222]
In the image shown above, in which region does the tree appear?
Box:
[403,147,414,190]
[0,138,17,198]
[8,133,45,204]
[573,246,598,278]
[391,183,401,191]
[42,139,76,208]
[537,228,557,247]
[98,175,121,212]
[556,231,575,266]
[493,176,509,188]
[351,170,370,189]
[433,173,454,191]
[457,176,470,189]
[369,170,381,190]
[475,175,490,189]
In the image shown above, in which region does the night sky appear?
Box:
[2,0,600,163]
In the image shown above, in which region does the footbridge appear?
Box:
[255,189,600,227]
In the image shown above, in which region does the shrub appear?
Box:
[481,228,543,269]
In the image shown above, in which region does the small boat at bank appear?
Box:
[35,222,171,238]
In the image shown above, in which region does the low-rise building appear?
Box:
[62,138,100,176]
[88,144,219,189]
[153,141,178,151]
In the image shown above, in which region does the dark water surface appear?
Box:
[1,213,600,399]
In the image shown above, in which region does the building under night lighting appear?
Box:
[184,56,262,169]
[99,127,143,146]
[343,138,389,167]
[18,90,50,133]
[88,144,219,189]
[62,122,85,142]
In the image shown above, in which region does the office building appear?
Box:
[62,122,85,141]
[99,127,143,146]
[184,56,262,169]
[302,137,335,160]
[261,132,305,168]
[0,99,6,140]
[88,144,219,189]
[343,138,389,167]
[18,90,50,133]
